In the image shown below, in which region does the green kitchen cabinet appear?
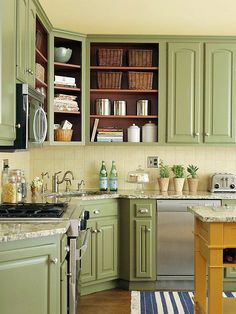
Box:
[119,199,156,290]
[167,41,236,144]
[16,0,36,87]
[79,199,119,295]
[0,0,16,146]
[0,235,61,314]
[204,43,236,143]
[167,42,202,143]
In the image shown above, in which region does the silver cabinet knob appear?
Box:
[139,208,148,213]
[205,132,210,136]
[67,272,72,277]
[65,245,70,252]
[194,132,199,136]
[93,209,100,215]
[92,229,97,233]
[146,228,151,232]
[97,229,102,233]
[15,123,21,128]
[51,257,58,264]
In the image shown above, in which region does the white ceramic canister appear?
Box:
[128,124,140,142]
[142,121,157,142]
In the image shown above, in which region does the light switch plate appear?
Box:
[147,156,159,168]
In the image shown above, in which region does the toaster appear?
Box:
[209,173,236,193]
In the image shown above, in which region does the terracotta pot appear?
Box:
[173,177,185,192]
[187,178,199,193]
[158,177,169,192]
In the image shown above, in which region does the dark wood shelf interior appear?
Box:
[54,37,82,142]
[89,42,159,143]
[36,78,47,88]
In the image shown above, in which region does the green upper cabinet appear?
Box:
[167,42,202,143]
[16,0,36,87]
[204,43,236,143]
[0,0,16,145]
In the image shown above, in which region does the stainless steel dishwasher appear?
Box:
[156,199,221,290]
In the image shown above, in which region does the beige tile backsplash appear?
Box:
[1,146,235,194]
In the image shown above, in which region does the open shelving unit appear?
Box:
[89,42,159,143]
[53,37,82,142]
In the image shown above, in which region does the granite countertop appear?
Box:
[188,205,236,222]
[0,221,70,242]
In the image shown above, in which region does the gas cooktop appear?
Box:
[0,202,68,218]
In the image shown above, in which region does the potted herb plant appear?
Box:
[171,164,185,192]
[187,164,199,193]
[158,160,170,192]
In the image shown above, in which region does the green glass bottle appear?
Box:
[109,160,118,192]
[99,160,108,191]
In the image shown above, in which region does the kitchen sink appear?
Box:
[43,190,106,198]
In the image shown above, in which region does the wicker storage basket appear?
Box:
[97,72,122,89]
[36,63,45,82]
[128,72,153,90]
[128,49,153,67]
[98,48,123,66]
[54,129,73,141]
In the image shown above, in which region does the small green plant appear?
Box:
[159,160,170,178]
[187,164,199,178]
[171,165,185,178]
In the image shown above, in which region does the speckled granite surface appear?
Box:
[0,221,70,242]
[188,205,236,222]
[1,190,236,243]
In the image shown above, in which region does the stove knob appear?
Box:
[83,210,90,220]
[230,184,235,189]
[214,183,220,189]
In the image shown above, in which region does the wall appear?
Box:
[0,151,30,193]
[29,145,236,193]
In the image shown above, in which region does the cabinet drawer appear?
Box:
[60,234,68,262]
[225,267,236,278]
[82,201,118,218]
[135,203,152,218]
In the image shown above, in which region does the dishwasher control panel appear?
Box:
[208,173,236,193]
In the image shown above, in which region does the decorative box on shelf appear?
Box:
[98,48,123,66]
[128,49,153,67]
[97,72,122,89]
[128,72,153,90]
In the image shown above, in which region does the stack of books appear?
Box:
[96,127,123,142]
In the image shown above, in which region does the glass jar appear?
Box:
[20,170,27,200]
[127,165,149,194]
[2,175,17,203]
[10,169,23,203]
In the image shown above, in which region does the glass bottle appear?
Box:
[1,160,9,203]
[21,170,27,200]
[99,161,108,191]
[10,169,22,203]
[109,160,118,192]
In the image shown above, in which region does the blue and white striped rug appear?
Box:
[131,291,236,314]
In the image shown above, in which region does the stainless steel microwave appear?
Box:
[0,84,47,150]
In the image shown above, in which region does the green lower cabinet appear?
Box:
[60,257,68,314]
[135,219,152,278]
[119,199,156,290]
[79,199,119,295]
[0,236,60,314]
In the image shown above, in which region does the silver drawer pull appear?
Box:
[146,228,151,232]
[67,272,72,277]
[92,229,97,233]
[139,208,148,213]
[97,229,102,233]
[93,209,100,215]
[50,257,58,264]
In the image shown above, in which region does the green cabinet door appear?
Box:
[135,219,152,278]
[205,43,236,143]
[97,218,118,280]
[80,220,96,283]
[167,42,202,143]
[0,241,59,314]
[16,0,28,82]
[60,258,68,314]
[27,0,36,87]
[16,0,36,86]
[0,0,16,145]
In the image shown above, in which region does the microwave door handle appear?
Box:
[33,107,47,144]
[24,95,29,149]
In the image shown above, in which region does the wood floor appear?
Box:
[78,288,131,314]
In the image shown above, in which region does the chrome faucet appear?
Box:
[52,170,75,193]
[77,179,85,191]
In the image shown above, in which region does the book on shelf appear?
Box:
[91,118,99,142]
